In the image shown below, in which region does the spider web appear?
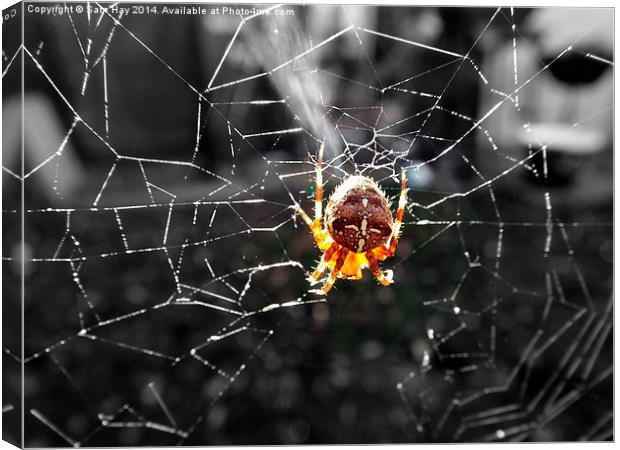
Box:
[2,3,613,446]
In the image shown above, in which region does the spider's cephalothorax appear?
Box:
[295,144,408,295]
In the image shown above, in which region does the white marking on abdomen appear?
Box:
[362,198,368,208]
[357,238,365,253]
[360,218,368,236]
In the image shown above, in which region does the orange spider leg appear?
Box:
[313,247,348,294]
[309,241,340,282]
[295,203,331,251]
[295,143,331,250]
[314,142,324,223]
[366,250,394,286]
[375,169,408,261]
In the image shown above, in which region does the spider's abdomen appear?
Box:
[325,176,393,253]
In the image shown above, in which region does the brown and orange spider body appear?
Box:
[295,144,408,294]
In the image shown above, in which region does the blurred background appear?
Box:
[2,3,613,446]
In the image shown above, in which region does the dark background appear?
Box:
[2,3,613,446]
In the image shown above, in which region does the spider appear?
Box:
[295,143,408,294]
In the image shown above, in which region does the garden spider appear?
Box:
[295,143,408,294]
